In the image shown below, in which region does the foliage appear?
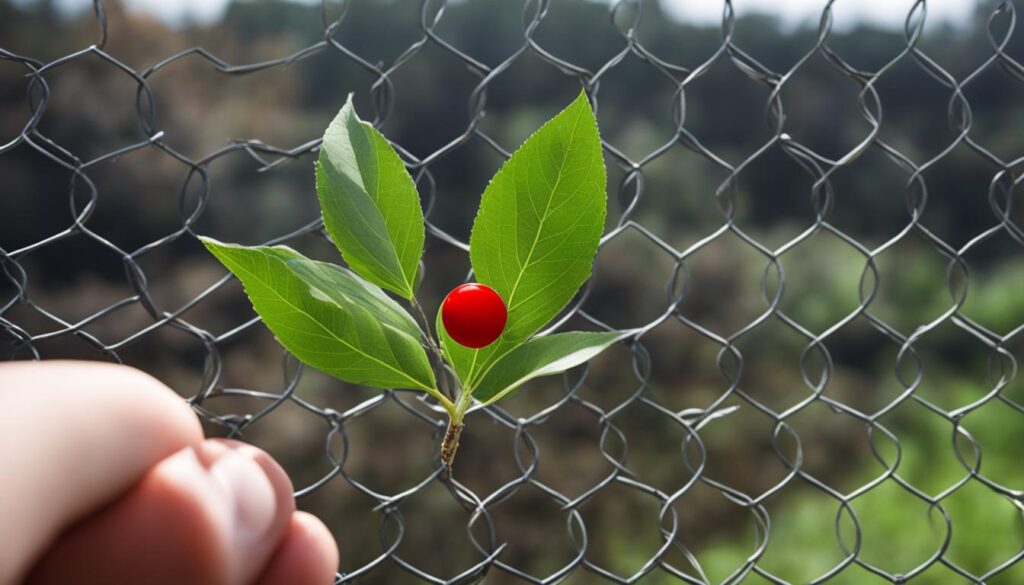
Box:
[691,379,1024,584]
[315,95,424,300]
[203,91,625,469]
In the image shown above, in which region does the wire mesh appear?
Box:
[3,0,1024,583]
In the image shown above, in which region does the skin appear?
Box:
[0,360,339,585]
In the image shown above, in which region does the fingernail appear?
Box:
[209,449,278,546]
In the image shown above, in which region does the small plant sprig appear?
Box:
[201,90,626,473]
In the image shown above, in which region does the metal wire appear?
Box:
[3,0,1024,583]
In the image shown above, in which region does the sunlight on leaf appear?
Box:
[201,237,435,391]
[316,95,424,299]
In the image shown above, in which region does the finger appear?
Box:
[254,512,339,585]
[26,439,296,585]
[0,360,203,584]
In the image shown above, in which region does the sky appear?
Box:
[659,0,975,29]
[43,0,978,30]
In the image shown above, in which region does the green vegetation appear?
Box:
[203,91,621,470]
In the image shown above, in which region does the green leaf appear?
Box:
[316,95,424,299]
[469,90,606,340]
[285,257,421,340]
[445,91,607,390]
[472,331,625,404]
[201,237,435,391]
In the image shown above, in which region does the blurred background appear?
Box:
[2,0,1024,583]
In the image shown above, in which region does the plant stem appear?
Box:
[441,418,464,474]
[410,297,453,401]
[410,298,443,361]
[441,389,474,474]
[422,386,455,413]
[408,298,473,474]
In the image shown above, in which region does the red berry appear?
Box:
[441,283,508,349]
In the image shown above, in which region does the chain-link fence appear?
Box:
[3,0,1024,583]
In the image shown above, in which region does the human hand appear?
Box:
[0,360,338,585]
